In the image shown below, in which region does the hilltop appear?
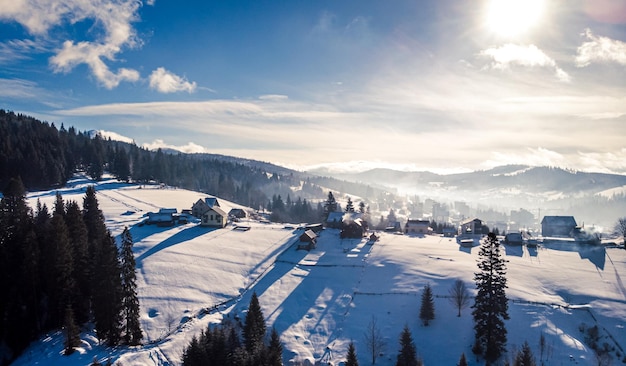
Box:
[11,175,626,365]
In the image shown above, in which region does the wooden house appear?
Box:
[297,229,317,250]
[541,216,577,237]
[459,218,483,236]
[192,197,220,218]
[341,218,366,239]
[405,219,431,235]
[201,206,228,228]
[229,208,248,219]
[326,211,362,229]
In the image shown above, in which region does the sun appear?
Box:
[485,0,545,38]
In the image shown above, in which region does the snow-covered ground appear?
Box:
[14,176,626,365]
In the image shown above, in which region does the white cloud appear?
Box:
[148,67,197,93]
[142,139,207,154]
[480,44,570,82]
[51,41,140,89]
[1,0,143,89]
[576,29,626,67]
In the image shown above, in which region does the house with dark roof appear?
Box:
[229,208,248,219]
[341,218,366,239]
[297,229,318,250]
[459,218,483,236]
[541,216,577,237]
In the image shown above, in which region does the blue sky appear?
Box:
[1,0,626,174]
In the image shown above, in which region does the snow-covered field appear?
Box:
[14,176,626,365]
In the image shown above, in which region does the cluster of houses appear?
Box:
[144,196,248,228]
[144,196,591,249]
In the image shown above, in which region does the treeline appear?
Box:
[0,180,141,365]
[182,292,282,366]
[0,110,330,223]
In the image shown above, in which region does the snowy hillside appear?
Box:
[14,176,626,366]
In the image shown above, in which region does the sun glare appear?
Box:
[486,0,544,37]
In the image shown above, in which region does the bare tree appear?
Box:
[616,217,626,248]
[448,279,471,317]
[363,315,386,364]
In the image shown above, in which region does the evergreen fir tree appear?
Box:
[65,200,91,324]
[0,177,39,355]
[323,191,338,220]
[83,186,107,255]
[92,232,123,346]
[458,352,468,366]
[120,227,143,345]
[243,292,266,355]
[396,325,421,366]
[345,196,355,212]
[419,283,435,326]
[514,341,537,366]
[267,327,283,366]
[345,341,359,366]
[472,232,509,363]
[50,212,76,328]
[63,305,80,355]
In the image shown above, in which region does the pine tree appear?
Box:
[323,191,338,220]
[120,227,143,345]
[243,292,266,355]
[458,352,468,366]
[92,232,123,346]
[0,177,39,354]
[50,211,76,328]
[472,232,509,363]
[419,283,435,326]
[267,327,283,366]
[345,341,359,366]
[396,325,421,366]
[65,200,91,324]
[345,196,355,212]
[63,305,80,355]
[514,341,536,366]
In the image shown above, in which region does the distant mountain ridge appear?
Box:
[309,164,626,198]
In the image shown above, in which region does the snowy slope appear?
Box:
[14,177,626,366]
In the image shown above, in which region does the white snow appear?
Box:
[13,176,626,365]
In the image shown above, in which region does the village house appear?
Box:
[297,229,317,250]
[341,218,366,239]
[326,211,362,229]
[405,219,431,235]
[200,205,228,228]
[541,216,577,237]
[146,208,177,226]
[228,208,248,220]
[459,218,484,236]
[191,197,220,218]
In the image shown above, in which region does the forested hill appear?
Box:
[0,110,389,221]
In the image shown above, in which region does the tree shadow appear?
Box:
[135,225,213,265]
